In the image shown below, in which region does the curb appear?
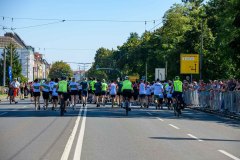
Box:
[187,106,240,121]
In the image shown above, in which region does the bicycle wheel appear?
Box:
[176,101,181,117]
[126,101,128,116]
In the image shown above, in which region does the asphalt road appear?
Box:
[0,99,239,160]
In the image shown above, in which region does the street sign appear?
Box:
[129,75,139,82]
[180,54,199,74]
[8,66,12,82]
[155,68,165,81]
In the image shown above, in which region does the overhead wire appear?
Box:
[1,16,161,23]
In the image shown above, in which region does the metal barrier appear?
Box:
[183,90,240,114]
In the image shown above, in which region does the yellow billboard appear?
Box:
[180,54,199,74]
[129,75,139,82]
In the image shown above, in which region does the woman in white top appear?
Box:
[145,82,152,108]
[139,79,146,108]
[33,79,41,110]
[109,80,117,107]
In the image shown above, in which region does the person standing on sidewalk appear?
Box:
[11,78,20,104]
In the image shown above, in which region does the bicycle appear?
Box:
[122,97,131,116]
[173,94,182,117]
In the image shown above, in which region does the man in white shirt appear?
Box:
[153,79,164,109]
[11,78,20,104]
[139,79,146,108]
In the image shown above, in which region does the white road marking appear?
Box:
[147,112,153,115]
[73,107,87,160]
[169,124,180,129]
[157,117,164,121]
[0,112,8,116]
[60,107,84,160]
[218,150,240,160]
[187,134,203,142]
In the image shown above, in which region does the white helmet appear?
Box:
[125,76,129,80]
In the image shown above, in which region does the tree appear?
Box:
[48,61,73,79]
[0,43,22,85]
[88,0,239,80]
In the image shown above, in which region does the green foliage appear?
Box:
[48,61,73,79]
[88,0,239,81]
[0,43,22,85]
[19,75,28,83]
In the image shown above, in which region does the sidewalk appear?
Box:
[0,94,7,102]
[187,105,240,121]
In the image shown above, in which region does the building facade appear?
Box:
[0,32,50,83]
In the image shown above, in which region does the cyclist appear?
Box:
[57,76,69,112]
[172,76,184,109]
[121,76,133,111]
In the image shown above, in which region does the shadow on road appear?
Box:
[150,137,240,142]
[0,103,239,128]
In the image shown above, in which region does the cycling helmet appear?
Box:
[125,76,129,80]
[175,76,180,80]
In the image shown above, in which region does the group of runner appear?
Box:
[29,75,183,111]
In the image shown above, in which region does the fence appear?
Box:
[183,90,240,114]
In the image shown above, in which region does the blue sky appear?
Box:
[0,0,183,70]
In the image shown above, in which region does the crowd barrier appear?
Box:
[183,90,240,114]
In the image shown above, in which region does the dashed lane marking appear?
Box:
[169,124,180,129]
[157,117,164,122]
[218,150,240,160]
[187,134,203,142]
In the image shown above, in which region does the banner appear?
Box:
[8,66,12,82]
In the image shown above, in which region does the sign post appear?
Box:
[155,68,165,81]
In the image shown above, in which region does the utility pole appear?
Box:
[3,49,6,86]
[200,20,203,80]
[27,57,29,81]
[10,43,13,67]
[37,64,39,79]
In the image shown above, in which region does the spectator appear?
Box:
[228,79,236,91]
[11,78,20,104]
